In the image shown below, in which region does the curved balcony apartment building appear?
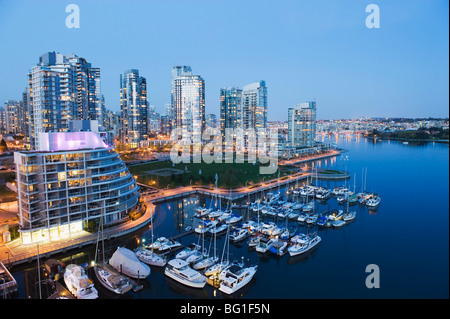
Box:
[14,131,140,245]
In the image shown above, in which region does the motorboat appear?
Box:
[209,223,229,235]
[255,237,276,253]
[316,215,327,226]
[226,214,243,224]
[229,228,250,242]
[302,202,314,214]
[287,211,300,220]
[292,203,304,211]
[333,220,346,227]
[343,211,356,222]
[218,262,258,295]
[248,235,261,247]
[158,239,182,253]
[366,196,381,207]
[288,234,322,257]
[218,211,232,222]
[277,209,290,219]
[195,207,212,218]
[260,222,276,236]
[64,264,98,299]
[269,239,288,256]
[208,209,224,219]
[297,212,308,222]
[195,220,217,234]
[147,237,169,251]
[135,249,167,267]
[316,188,331,200]
[176,243,201,260]
[94,263,133,295]
[164,258,207,288]
[306,213,319,224]
[291,233,310,244]
[185,249,207,264]
[109,247,151,279]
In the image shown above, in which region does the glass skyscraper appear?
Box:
[120,69,149,149]
[288,101,317,148]
[172,70,205,143]
[27,52,102,150]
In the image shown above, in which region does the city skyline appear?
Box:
[0,0,448,121]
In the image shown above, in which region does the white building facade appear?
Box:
[14,131,140,244]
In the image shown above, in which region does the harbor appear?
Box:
[2,136,449,299]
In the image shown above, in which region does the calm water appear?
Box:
[11,136,449,299]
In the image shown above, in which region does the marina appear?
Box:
[3,136,449,299]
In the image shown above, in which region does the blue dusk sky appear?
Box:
[0,0,448,120]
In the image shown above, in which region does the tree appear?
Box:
[0,139,7,152]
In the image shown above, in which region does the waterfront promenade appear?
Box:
[0,149,341,267]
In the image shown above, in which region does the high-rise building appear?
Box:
[241,81,267,131]
[27,52,102,149]
[172,72,205,143]
[120,69,149,148]
[14,130,141,244]
[171,66,192,126]
[4,100,21,134]
[220,87,242,137]
[288,101,317,148]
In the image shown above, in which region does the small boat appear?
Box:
[229,228,250,242]
[64,264,98,299]
[316,216,327,226]
[195,207,212,218]
[176,243,201,260]
[287,211,300,220]
[292,203,304,211]
[248,235,261,247]
[218,262,258,295]
[147,237,169,251]
[209,223,229,235]
[269,239,288,256]
[164,259,207,288]
[158,239,182,253]
[218,211,232,222]
[208,209,224,219]
[226,214,243,224]
[195,220,217,234]
[306,213,319,224]
[135,249,167,267]
[291,233,310,244]
[366,196,381,207]
[256,237,276,253]
[333,220,346,227]
[94,263,133,295]
[297,212,308,222]
[343,211,356,222]
[302,203,314,214]
[316,188,331,200]
[288,234,321,257]
[109,247,151,279]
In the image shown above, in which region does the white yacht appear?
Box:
[306,213,319,224]
[195,220,217,234]
[135,249,167,267]
[164,258,207,288]
[226,214,243,224]
[333,219,346,227]
[64,264,98,299]
[291,233,310,244]
[193,256,219,270]
[288,234,322,257]
[218,262,258,295]
[195,207,212,218]
[297,212,308,222]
